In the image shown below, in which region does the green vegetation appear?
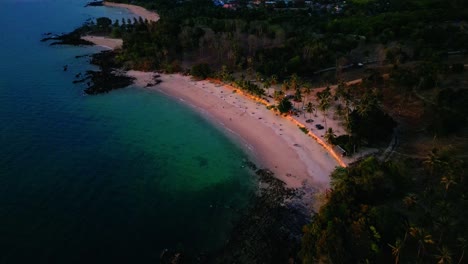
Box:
[301,152,467,264]
[277,97,293,114]
[299,126,309,134]
[233,78,266,97]
[84,0,466,77]
[67,0,468,262]
[190,63,212,79]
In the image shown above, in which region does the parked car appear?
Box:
[315,124,324,130]
[305,119,314,123]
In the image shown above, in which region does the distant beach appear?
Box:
[81,35,122,49]
[103,1,160,22]
[82,2,159,49]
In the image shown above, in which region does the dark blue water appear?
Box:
[0,1,254,263]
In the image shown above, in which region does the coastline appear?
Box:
[128,71,339,189]
[103,1,160,22]
[82,2,343,190]
[82,2,159,49]
[81,35,122,49]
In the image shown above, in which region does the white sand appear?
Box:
[80,1,349,190]
[103,2,160,22]
[82,2,159,49]
[127,71,342,189]
[82,36,123,49]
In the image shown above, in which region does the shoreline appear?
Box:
[82,2,344,190]
[127,71,339,189]
[81,35,122,49]
[82,2,159,49]
[103,1,160,22]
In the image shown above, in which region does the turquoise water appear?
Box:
[0,1,254,263]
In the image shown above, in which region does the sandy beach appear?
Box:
[127,71,340,189]
[82,2,158,48]
[82,2,345,190]
[82,36,123,49]
[103,1,160,22]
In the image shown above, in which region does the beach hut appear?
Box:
[333,145,347,157]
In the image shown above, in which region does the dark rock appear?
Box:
[84,70,134,95]
[72,75,91,84]
[204,168,310,263]
[85,1,103,7]
[75,54,90,59]
[41,24,93,46]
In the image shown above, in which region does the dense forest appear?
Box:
[301,154,467,263]
[75,0,468,263]
[107,0,468,76]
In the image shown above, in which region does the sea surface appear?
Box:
[0,1,255,263]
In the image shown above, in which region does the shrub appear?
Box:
[299,126,309,134]
[277,97,292,113]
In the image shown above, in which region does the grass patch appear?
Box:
[299,126,309,134]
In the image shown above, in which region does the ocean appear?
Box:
[0,1,254,263]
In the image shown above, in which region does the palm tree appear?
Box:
[281,80,289,93]
[278,97,292,114]
[294,88,302,102]
[356,88,381,118]
[435,246,452,264]
[290,73,299,91]
[306,102,315,119]
[356,91,377,117]
[409,227,435,258]
[423,148,446,177]
[319,98,330,128]
[263,79,272,96]
[388,236,406,264]
[302,83,312,110]
[457,237,466,264]
[403,193,418,208]
[335,81,346,104]
[440,174,457,194]
[270,74,278,86]
[303,82,312,98]
[324,128,336,144]
[317,89,331,129]
[273,90,284,102]
[335,104,344,119]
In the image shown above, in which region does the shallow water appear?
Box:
[0,1,254,263]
